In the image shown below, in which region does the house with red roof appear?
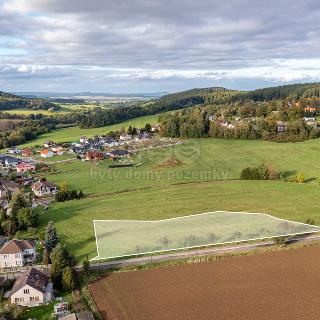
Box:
[0,240,36,269]
[40,150,54,158]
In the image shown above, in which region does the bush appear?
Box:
[240,164,277,180]
[55,190,85,202]
[296,172,305,183]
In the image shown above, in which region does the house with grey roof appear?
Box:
[9,267,53,307]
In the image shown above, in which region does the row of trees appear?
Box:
[55,190,85,202]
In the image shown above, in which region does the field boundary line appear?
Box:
[91,211,320,261]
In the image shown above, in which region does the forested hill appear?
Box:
[158,82,320,106]
[76,83,320,129]
[0,91,60,111]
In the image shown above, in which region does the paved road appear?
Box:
[87,234,320,271]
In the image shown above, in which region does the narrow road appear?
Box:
[87,234,320,271]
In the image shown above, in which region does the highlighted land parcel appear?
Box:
[92,211,320,260]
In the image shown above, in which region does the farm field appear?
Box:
[4,103,104,115]
[89,245,320,320]
[42,180,320,261]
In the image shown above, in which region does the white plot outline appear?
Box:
[91,211,320,261]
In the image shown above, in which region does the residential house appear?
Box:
[85,151,104,161]
[109,149,130,159]
[0,180,19,199]
[0,155,21,169]
[8,147,21,155]
[32,179,57,197]
[51,146,64,155]
[22,148,33,157]
[277,121,286,133]
[0,240,36,269]
[303,117,318,128]
[100,137,118,148]
[304,107,317,113]
[69,146,85,154]
[16,162,36,174]
[135,132,153,141]
[119,133,132,141]
[40,150,54,158]
[43,140,56,148]
[79,136,89,144]
[10,268,53,307]
[151,124,161,132]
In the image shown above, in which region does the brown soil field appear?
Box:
[90,246,320,320]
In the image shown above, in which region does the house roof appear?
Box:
[32,180,57,191]
[40,150,51,155]
[60,314,77,320]
[0,180,19,191]
[0,239,35,254]
[76,312,95,320]
[10,268,49,296]
[16,162,35,169]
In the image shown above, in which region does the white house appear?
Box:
[0,240,36,269]
[40,150,54,158]
[119,133,132,141]
[32,179,57,197]
[10,268,53,307]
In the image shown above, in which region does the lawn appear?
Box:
[22,300,56,320]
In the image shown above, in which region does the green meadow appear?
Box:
[36,136,320,261]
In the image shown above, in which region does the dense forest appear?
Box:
[0,92,60,111]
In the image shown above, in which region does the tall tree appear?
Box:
[45,221,59,253]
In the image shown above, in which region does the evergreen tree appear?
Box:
[43,248,50,265]
[78,190,85,199]
[50,244,69,288]
[144,123,152,132]
[62,266,77,291]
[127,125,133,135]
[45,221,59,253]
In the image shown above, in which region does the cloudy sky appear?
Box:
[1,0,320,93]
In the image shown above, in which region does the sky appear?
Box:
[1,0,320,93]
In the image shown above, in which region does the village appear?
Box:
[0,123,183,319]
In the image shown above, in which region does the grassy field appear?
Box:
[4,103,104,115]
[42,179,320,261]
[36,137,320,261]
[22,115,320,261]
[93,211,319,259]
[18,114,160,148]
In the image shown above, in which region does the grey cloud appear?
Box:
[1,0,320,91]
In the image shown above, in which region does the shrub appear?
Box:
[296,172,305,183]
